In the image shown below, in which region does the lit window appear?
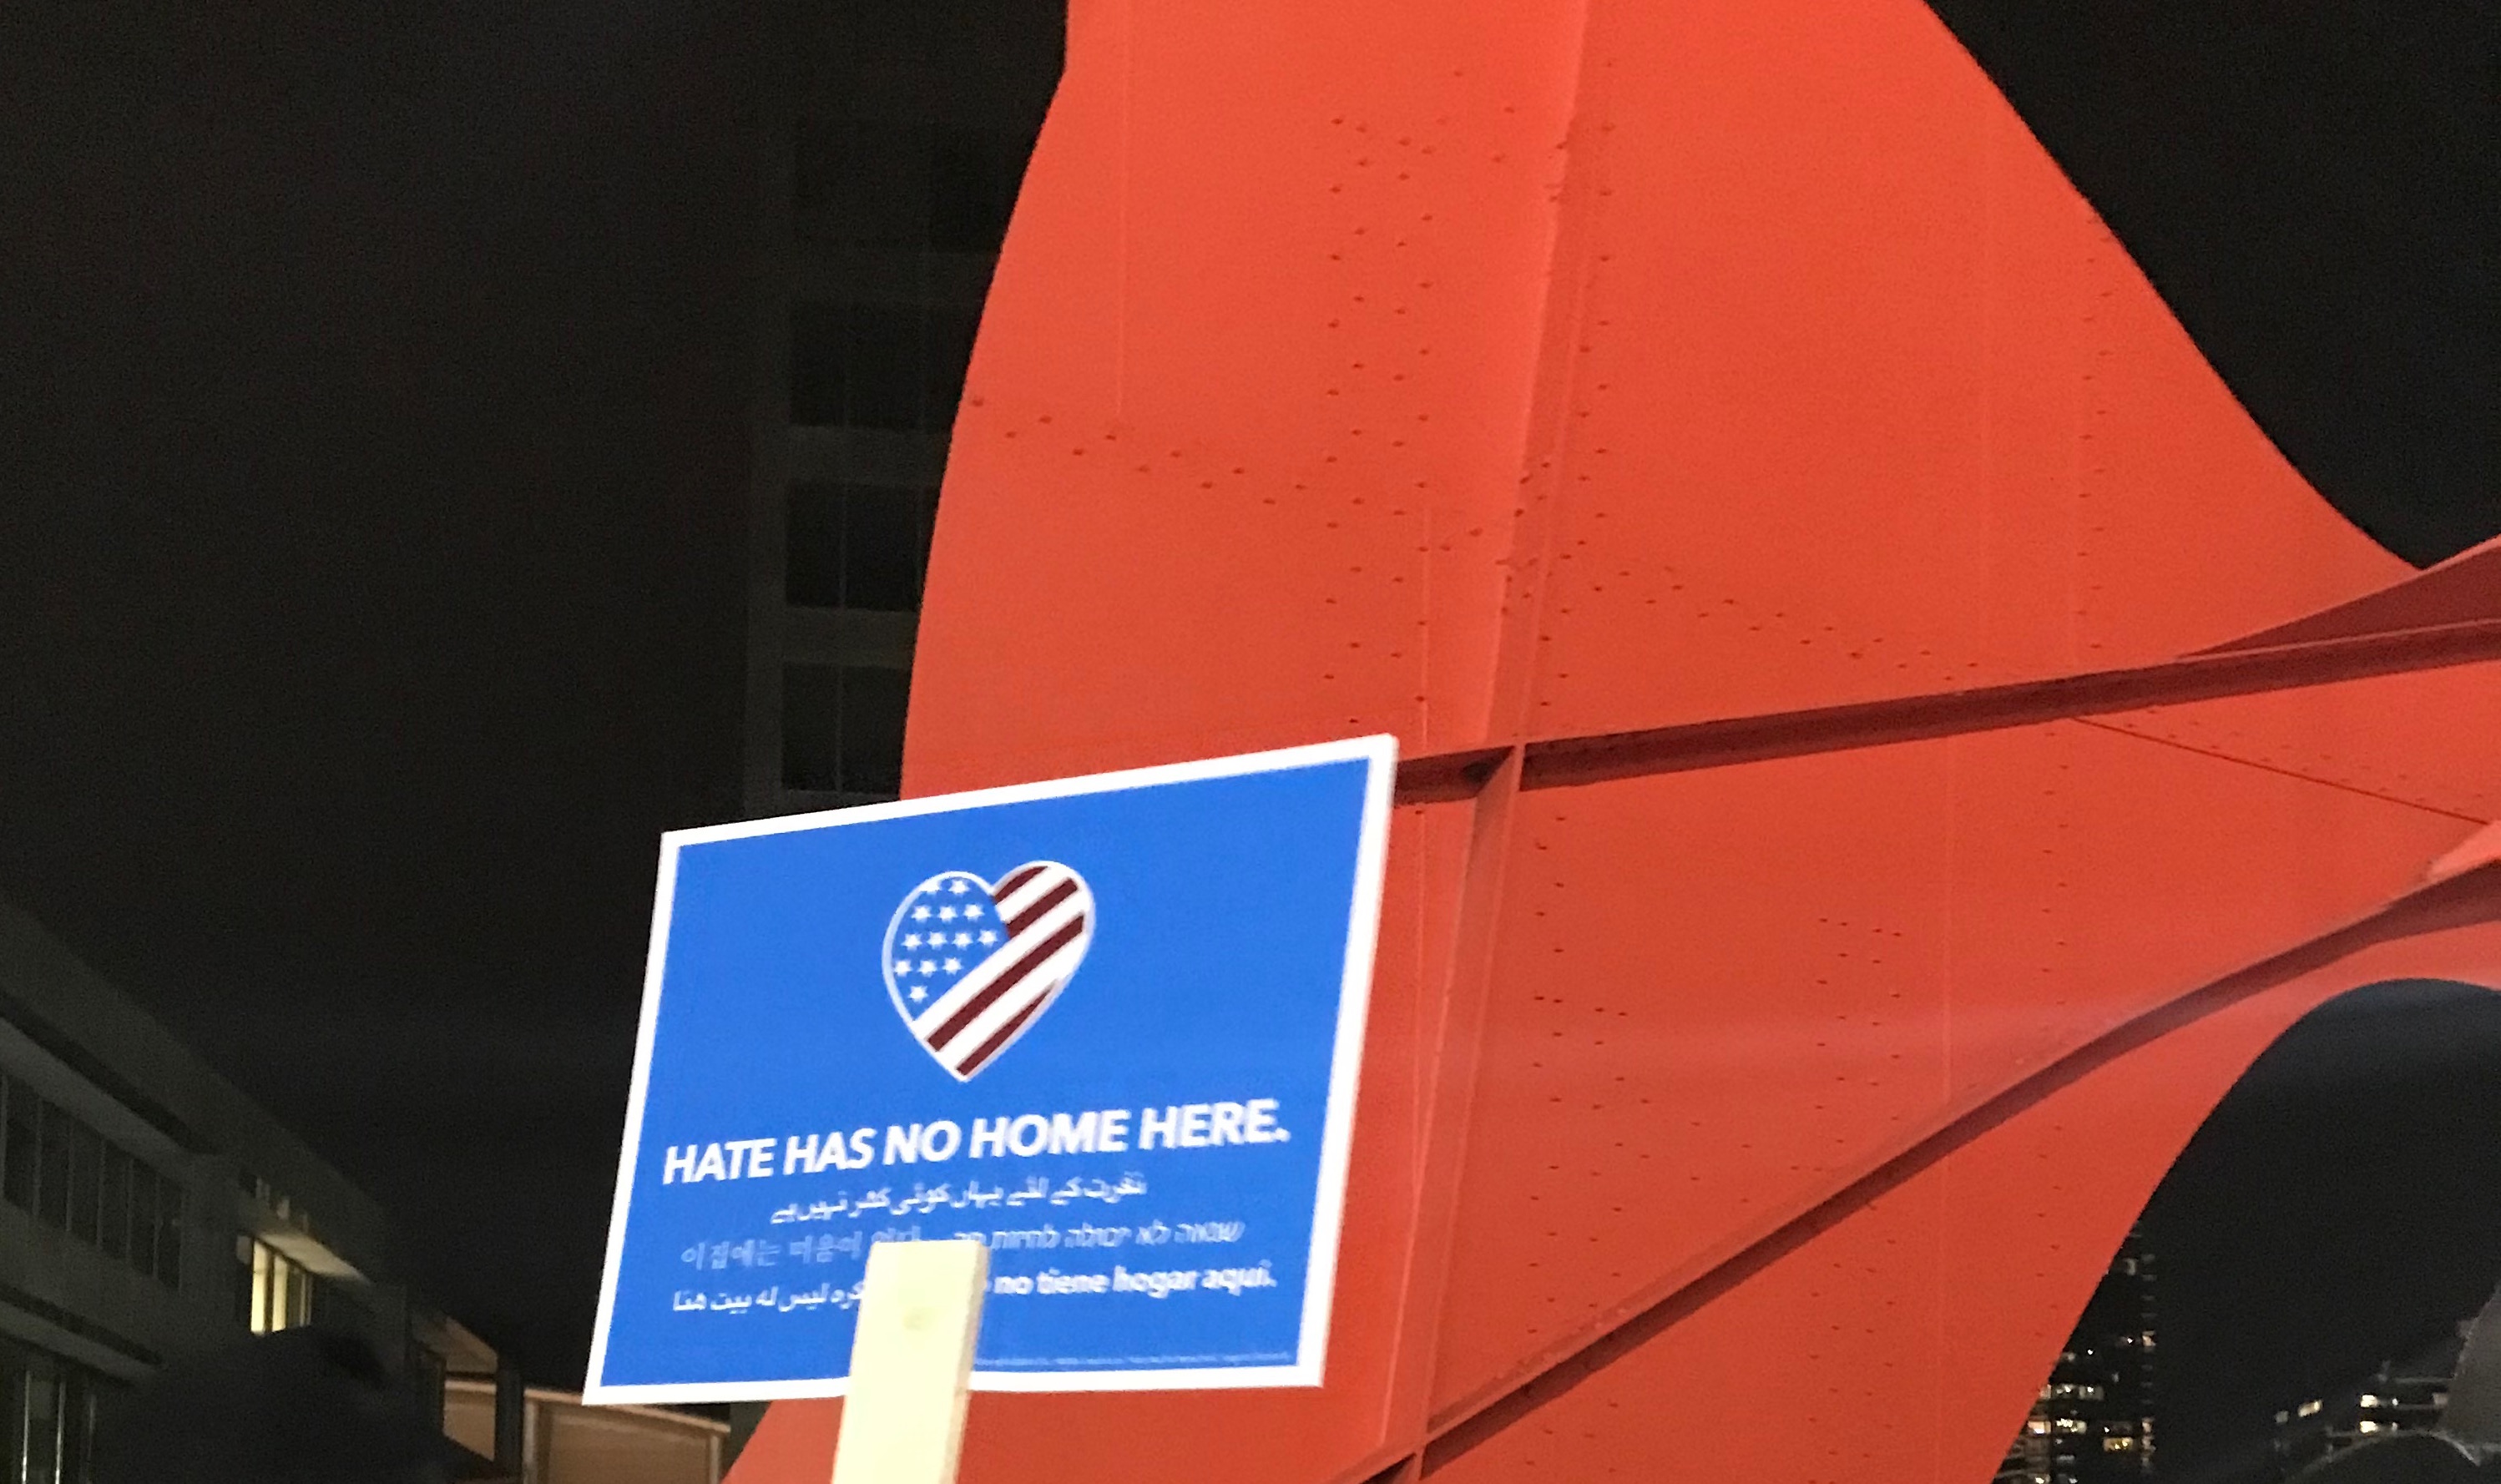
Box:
[2358,1421,2382,1434]
[2299,1401,2323,1418]
[235,1236,314,1334]
[2359,1394,2382,1408]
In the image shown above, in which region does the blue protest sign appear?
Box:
[584,736,1395,1402]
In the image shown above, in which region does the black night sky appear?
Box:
[1,0,756,1386]
[2150,983,2501,1481]
[0,7,2493,1473]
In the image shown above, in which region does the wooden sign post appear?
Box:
[829,1240,992,1484]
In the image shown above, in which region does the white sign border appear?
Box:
[584,733,1398,1404]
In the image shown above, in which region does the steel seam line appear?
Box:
[1361,8,1617,1476]
[1390,618,2501,806]
[1362,753,1526,1484]
[1348,559,2501,1481]
[2074,717,2488,826]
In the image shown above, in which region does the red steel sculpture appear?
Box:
[733,1,2501,1479]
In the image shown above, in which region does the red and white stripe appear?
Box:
[912,863,1093,1078]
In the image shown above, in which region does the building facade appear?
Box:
[450,1377,728,1484]
[1997,1231,2158,1484]
[2267,1318,2476,1479]
[0,895,519,1482]
[738,0,1064,819]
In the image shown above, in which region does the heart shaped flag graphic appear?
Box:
[881,863,1095,1080]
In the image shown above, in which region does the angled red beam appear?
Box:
[1392,618,2501,807]
[1415,856,2501,1471]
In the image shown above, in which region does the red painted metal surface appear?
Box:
[730,1,2501,1479]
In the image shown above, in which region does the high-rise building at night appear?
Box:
[1996,1229,2158,1484]
[2266,1318,2476,1480]
[740,0,1064,818]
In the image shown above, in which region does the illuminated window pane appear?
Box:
[251,1240,274,1333]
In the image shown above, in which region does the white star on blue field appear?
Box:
[891,876,998,1003]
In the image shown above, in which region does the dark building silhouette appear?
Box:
[0,897,522,1484]
[2266,1281,2501,1482]
[2270,1320,2463,1480]
[1997,1229,2157,1483]
[0,897,730,1483]
[740,0,1065,818]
